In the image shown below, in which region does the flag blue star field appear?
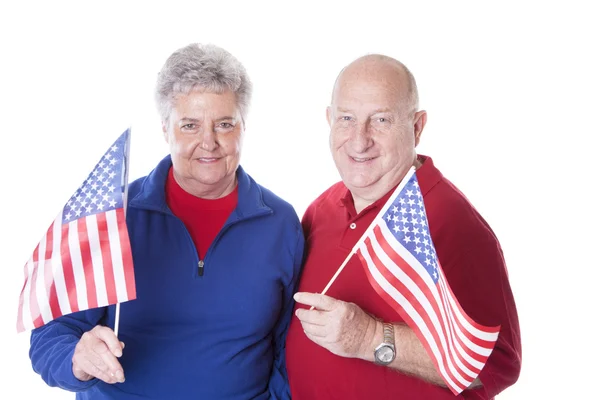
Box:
[17,129,136,333]
[355,167,500,395]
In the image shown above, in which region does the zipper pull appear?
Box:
[198,260,204,276]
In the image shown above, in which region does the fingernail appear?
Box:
[115,370,125,382]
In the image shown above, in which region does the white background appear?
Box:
[1,1,598,398]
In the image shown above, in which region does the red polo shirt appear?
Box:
[286,156,521,399]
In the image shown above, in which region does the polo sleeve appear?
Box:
[444,240,522,399]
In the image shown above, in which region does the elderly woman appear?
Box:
[28,43,304,400]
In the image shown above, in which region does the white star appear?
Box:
[392,214,399,223]
[403,236,412,244]
[408,198,415,206]
[399,198,406,205]
[65,212,72,220]
[392,205,399,213]
[99,161,106,168]
[415,246,422,254]
[108,171,116,179]
[414,236,422,244]
[409,208,417,215]
[97,202,105,211]
[108,185,115,193]
[91,197,98,204]
[109,158,117,166]
[86,205,92,213]
[75,209,82,217]
[92,169,99,177]
[386,214,392,221]
[109,199,117,208]
[401,216,408,224]
[402,226,410,234]
[111,145,118,152]
[104,153,112,160]
[97,189,104,196]
[406,190,414,197]
[91,182,99,191]
[102,194,109,202]
[393,224,400,233]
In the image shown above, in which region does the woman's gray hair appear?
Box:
[155,43,252,124]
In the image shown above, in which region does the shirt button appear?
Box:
[350,223,357,229]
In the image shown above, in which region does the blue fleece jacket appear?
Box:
[29,156,304,400]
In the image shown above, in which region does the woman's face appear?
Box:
[163,89,243,198]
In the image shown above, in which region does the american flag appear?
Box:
[355,167,500,395]
[16,129,136,333]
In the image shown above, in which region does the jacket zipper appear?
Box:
[198,260,204,276]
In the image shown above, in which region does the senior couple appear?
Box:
[28,43,521,400]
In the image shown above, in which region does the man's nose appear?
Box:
[348,122,372,152]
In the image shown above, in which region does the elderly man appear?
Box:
[28,43,303,400]
[286,55,521,399]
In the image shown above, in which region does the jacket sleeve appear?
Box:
[268,225,305,400]
[29,307,107,392]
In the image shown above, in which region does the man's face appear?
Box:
[163,89,243,197]
[328,68,417,195]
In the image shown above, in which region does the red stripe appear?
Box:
[359,237,466,394]
[44,223,61,320]
[61,223,79,312]
[97,212,117,305]
[434,272,484,372]
[116,209,136,300]
[436,275,490,364]
[372,226,476,381]
[77,217,98,309]
[29,241,44,329]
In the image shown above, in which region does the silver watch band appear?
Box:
[383,322,394,344]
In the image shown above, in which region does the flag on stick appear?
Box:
[355,167,500,394]
[16,129,136,333]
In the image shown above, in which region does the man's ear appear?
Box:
[326,106,332,128]
[413,110,427,147]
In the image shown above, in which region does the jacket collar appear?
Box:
[129,155,272,220]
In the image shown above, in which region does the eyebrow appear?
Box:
[335,107,393,114]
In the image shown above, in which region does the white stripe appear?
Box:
[106,210,128,302]
[86,214,108,306]
[368,234,473,386]
[359,242,464,394]
[36,231,53,324]
[51,215,71,316]
[379,223,482,375]
[68,220,88,310]
[21,258,35,331]
[439,271,499,347]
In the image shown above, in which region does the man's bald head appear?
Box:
[331,54,419,115]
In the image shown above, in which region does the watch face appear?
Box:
[376,345,395,363]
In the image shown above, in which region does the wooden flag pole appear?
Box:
[114,128,132,338]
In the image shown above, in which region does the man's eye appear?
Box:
[219,122,234,129]
[378,118,386,123]
[182,124,196,130]
[341,116,352,121]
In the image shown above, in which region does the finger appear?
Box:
[91,326,124,358]
[91,340,125,382]
[300,321,328,338]
[77,356,121,384]
[293,292,338,311]
[295,308,327,325]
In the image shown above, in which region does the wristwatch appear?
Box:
[374,322,396,365]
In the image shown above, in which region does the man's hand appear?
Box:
[293,292,379,359]
[72,325,125,384]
